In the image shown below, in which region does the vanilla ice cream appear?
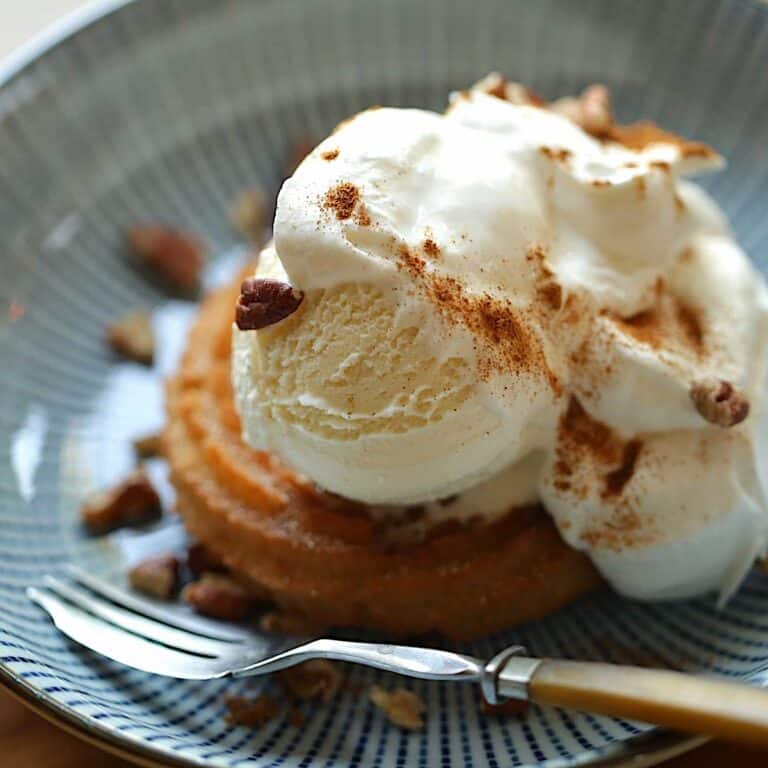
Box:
[232,81,768,602]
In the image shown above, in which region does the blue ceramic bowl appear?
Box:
[1,1,767,766]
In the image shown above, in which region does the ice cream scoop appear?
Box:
[232,82,768,601]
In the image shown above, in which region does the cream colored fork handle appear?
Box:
[513,659,768,747]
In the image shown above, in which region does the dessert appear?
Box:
[166,76,768,638]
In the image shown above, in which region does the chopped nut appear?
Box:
[229,187,267,244]
[258,610,327,636]
[128,225,204,295]
[690,378,750,427]
[132,432,163,460]
[182,573,256,620]
[369,686,425,730]
[225,695,279,727]
[80,470,162,535]
[235,277,304,331]
[479,697,529,717]
[186,542,227,577]
[106,310,155,365]
[471,72,543,105]
[285,139,315,177]
[277,660,343,702]
[550,84,613,137]
[128,554,180,600]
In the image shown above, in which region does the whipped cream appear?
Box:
[232,86,768,602]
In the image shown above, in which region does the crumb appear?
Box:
[320,148,339,161]
[80,469,162,535]
[128,554,180,600]
[369,686,424,730]
[132,431,163,460]
[277,660,343,702]
[690,379,750,427]
[107,310,155,365]
[186,542,228,577]
[230,187,267,244]
[128,225,204,295]
[182,573,256,620]
[225,695,279,727]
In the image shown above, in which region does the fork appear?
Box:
[28,565,768,747]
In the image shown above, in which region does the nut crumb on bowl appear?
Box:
[107,310,155,365]
[132,431,164,460]
[225,695,279,727]
[80,469,162,535]
[230,187,268,245]
[369,686,425,730]
[128,554,180,600]
[128,224,205,295]
[186,541,228,577]
[181,572,258,621]
[276,660,343,702]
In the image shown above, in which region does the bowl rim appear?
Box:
[0,0,718,765]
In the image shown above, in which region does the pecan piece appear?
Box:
[690,378,750,427]
[106,310,155,365]
[132,431,164,460]
[550,84,613,138]
[80,470,162,535]
[128,554,180,600]
[235,277,304,331]
[471,72,543,105]
[369,686,425,730]
[277,660,343,702]
[181,573,256,620]
[128,225,204,295]
[186,542,228,577]
[225,695,279,727]
[229,187,267,244]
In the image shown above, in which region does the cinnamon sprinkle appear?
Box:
[397,245,560,391]
[603,440,643,498]
[605,121,716,158]
[321,148,340,161]
[423,238,440,258]
[323,182,360,220]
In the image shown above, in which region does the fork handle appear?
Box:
[500,657,768,747]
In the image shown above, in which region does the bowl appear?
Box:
[1,1,767,766]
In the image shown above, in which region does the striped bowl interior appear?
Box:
[1,1,768,766]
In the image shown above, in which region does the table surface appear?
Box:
[0,2,766,766]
